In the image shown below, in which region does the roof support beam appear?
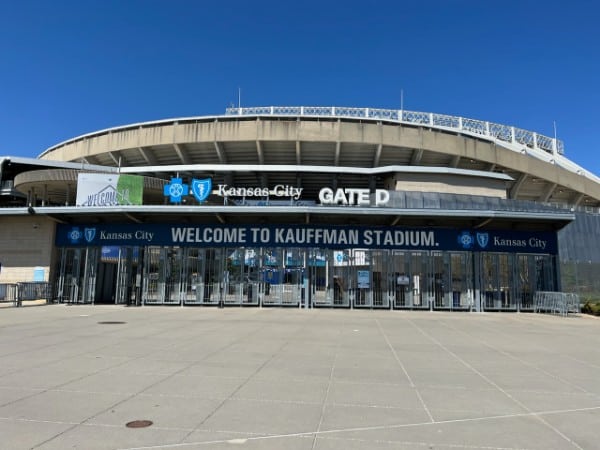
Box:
[410,148,423,165]
[107,151,121,167]
[540,183,557,202]
[256,140,264,165]
[509,173,528,199]
[390,216,401,226]
[124,212,142,224]
[216,213,225,224]
[450,155,460,168]
[369,176,376,191]
[214,141,227,163]
[138,147,157,165]
[260,173,268,188]
[373,144,383,167]
[295,141,301,165]
[474,217,493,229]
[572,193,584,207]
[334,141,341,166]
[173,143,190,165]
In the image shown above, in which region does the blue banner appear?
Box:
[56,223,558,254]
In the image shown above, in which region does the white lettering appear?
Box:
[216,184,301,199]
[319,188,390,206]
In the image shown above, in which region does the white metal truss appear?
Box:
[225,106,563,155]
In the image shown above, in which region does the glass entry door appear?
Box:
[449,252,473,310]
[432,252,450,309]
[56,247,98,304]
[390,251,410,309]
[262,248,302,307]
[307,249,328,307]
[142,247,183,305]
[481,253,515,311]
[410,252,431,310]
[115,247,134,305]
[370,250,390,309]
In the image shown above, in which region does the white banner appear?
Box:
[76,173,143,206]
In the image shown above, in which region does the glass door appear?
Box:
[391,251,411,309]
[410,252,431,310]
[481,253,516,311]
[432,252,450,309]
[450,252,473,310]
[371,250,390,309]
[57,247,97,304]
[115,247,133,305]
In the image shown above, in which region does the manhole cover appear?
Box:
[126,420,153,428]
[97,321,127,325]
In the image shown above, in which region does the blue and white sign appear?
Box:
[191,178,212,203]
[163,178,189,203]
[357,270,370,288]
[56,223,558,254]
[476,232,489,248]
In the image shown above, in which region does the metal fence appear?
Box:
[0,282,52,307]
[225,106,564,156]
[534,291,580,316]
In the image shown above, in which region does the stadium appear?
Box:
[1,106,599,310]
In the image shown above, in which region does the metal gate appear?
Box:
[261,249,302,307]
[449,252,473,310]
[370,250,390,309]
[56,247,98,304]
[115,247,134,305]
[142,247,181,305]
[432,252,451,309]
[480,253,516,311]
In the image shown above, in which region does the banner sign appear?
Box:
[56,223,558,254]
[76,173,144,206]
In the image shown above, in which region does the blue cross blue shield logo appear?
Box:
[163,177,189,203]
[457,231,474,249]
[191,178,212,203]
[476,232,489,248]
[84,228,96,243]
[68,227,82,244]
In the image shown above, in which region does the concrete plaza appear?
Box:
[0,305,599,450]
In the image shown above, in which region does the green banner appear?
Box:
[116,175,143,205]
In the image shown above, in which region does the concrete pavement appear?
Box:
[0,305,599,449]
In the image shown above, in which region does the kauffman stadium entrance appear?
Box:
[54,223,558,312]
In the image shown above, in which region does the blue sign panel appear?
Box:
[55,223,558,254]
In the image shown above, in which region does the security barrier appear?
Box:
[0,282,51,307]
[534,291,580,316]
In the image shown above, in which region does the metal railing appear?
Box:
[0,282,52,307]
[534,291,580,316]
[225,106,564,155]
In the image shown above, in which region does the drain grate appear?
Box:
[126,420,153,428]
[97,321,127,325]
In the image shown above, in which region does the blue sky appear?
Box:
[1,0,598,174]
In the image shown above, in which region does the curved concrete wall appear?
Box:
[39,118,600,202]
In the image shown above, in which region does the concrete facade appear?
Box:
[38,118,600,205]
[1,107,598,309]
[0,216,55,283]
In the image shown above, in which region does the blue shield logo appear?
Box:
[476,232,489,248]
[191,178,212,203]
[84,228,97,243]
